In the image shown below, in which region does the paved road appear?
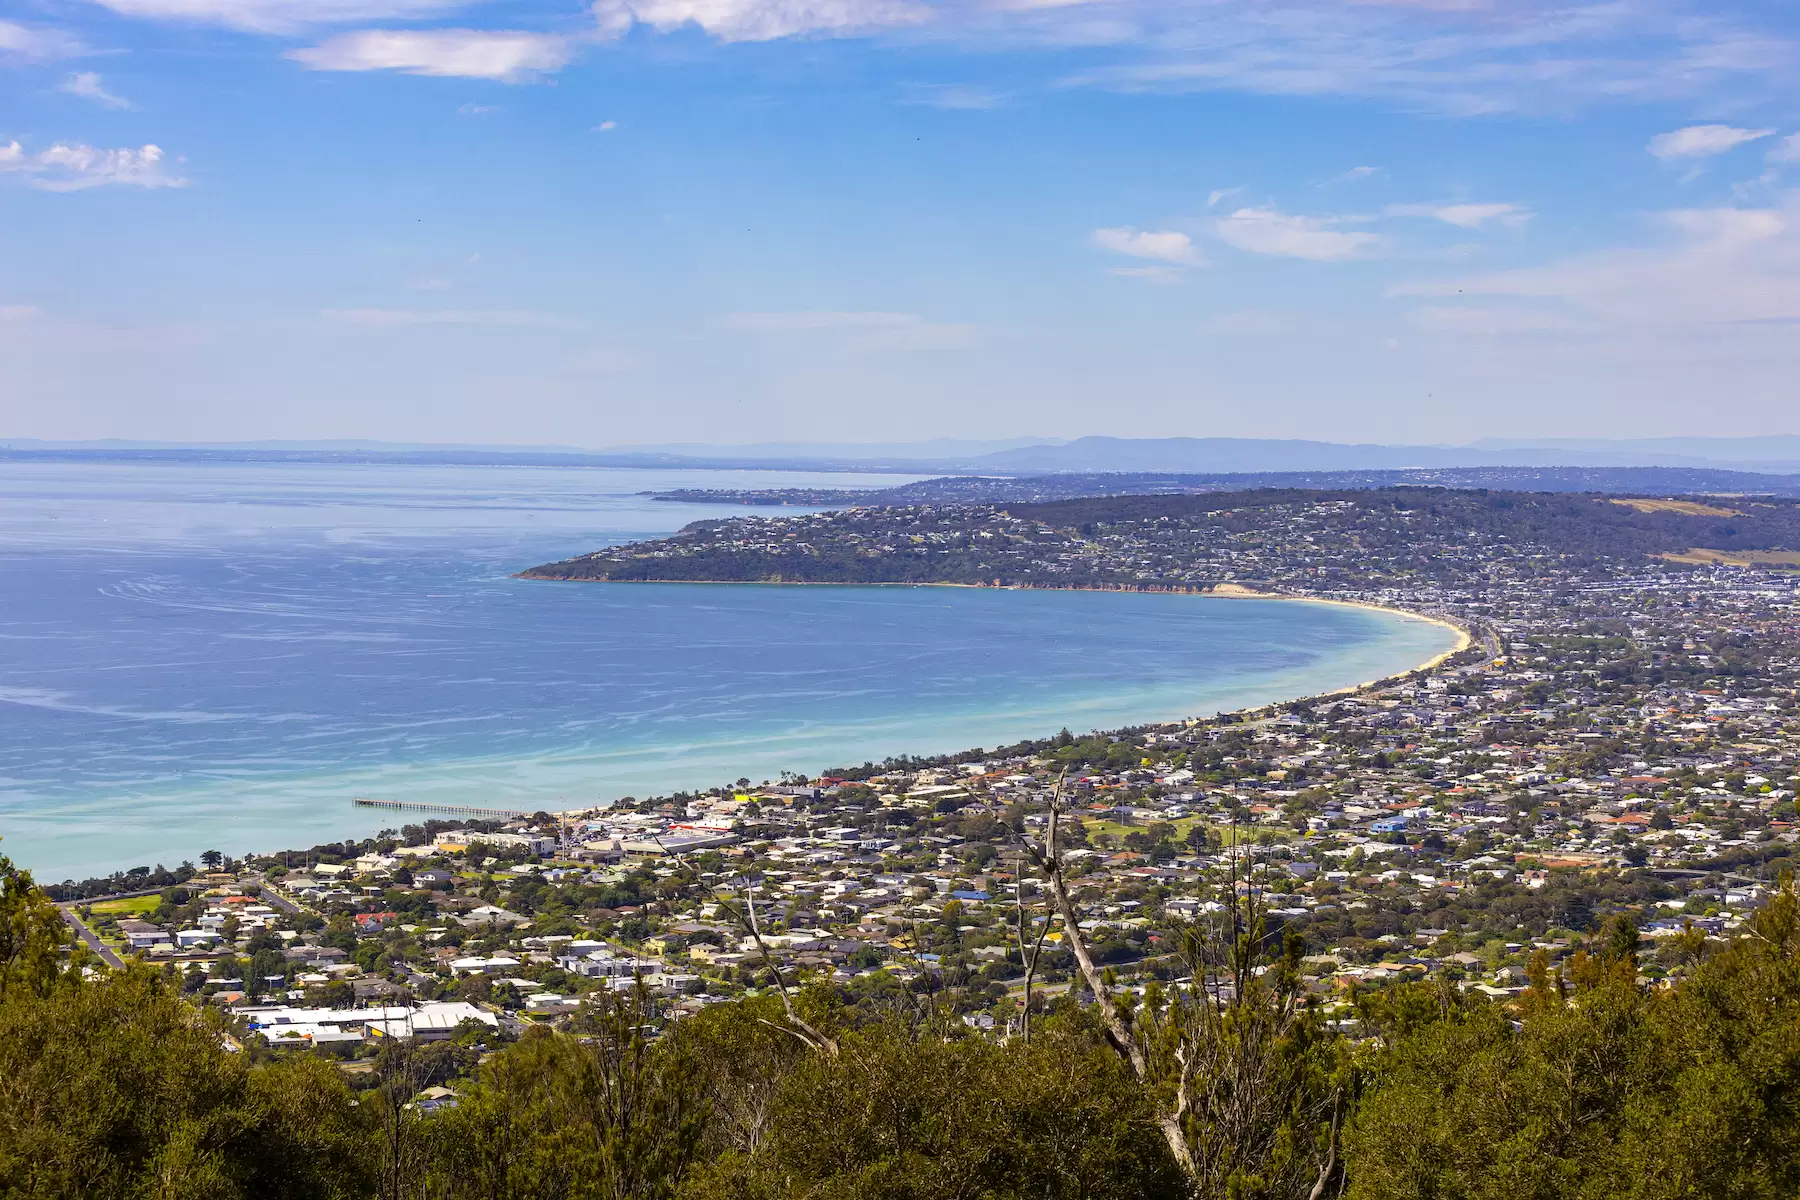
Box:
[250,877,302,914]
[58,904,126,969]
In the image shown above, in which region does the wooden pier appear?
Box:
[353,798,534,819]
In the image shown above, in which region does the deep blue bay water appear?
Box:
[0,460,1459,881]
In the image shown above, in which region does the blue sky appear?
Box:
[2,0,1799,447]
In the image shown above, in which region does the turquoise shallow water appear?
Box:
[0,460,1457,881]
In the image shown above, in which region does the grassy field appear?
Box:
[1079,816,1265,846]
[89,895,162,917]
[1663,547,1800,568]
[1611,497,1741,518]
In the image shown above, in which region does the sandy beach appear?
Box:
[1205,582,1475,692]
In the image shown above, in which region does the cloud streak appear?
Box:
[0,141,186,191]
[67,0,1796,116]
[324,308,564,327]
[1215,207,1381,261]
[1092,226,1203,265]
[61,72,134,109]
[1032,0,1795,115]
[1394,195,1800,330]
[726,309,973,349]
[0,19,87,60]
[1648,123,1774,160]
[594,0,931,42]
[86,0,470,35]
[1386,201,1531,229]
[289,30,576,80]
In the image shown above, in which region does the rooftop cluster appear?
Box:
[61,488,1800,1070]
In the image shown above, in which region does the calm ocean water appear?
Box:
[0,460,1457,881]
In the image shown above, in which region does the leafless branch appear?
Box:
[1009,769,1198,1176]
[1307,1089,1343,1200]
[1012,864,1054,1044]
[654,837,839,1057]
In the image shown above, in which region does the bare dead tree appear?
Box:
[655,838,838,1057]
[889,913,955,1035]
[1010,789,1342,1197]
[1307,1089,1344,1200]
[1158,818,1344,1199]
[1010,859,1053,1044]
[371,990,434,1200]
[1009,770,1197,1176]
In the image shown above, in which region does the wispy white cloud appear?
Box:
[726,309,973,349]
[1105,264,1186,284]
[85,0,468,35]
[1766,133,1800,164]
[71,0,1795,116]
[289,30,576,81]
[1393,194,1800,330]
[1215,207,1381,261]
[0,141,186,191]
[727,310,917,330]
[0,19,87,60]
[1092,226,1203,265]
[595,0,930,42]
[1647,123,1774,160]
[61,72,133,109]
[0,305,39,321]
[1386,201,1531,229]
[1043,0,1795,115]
[325,308,563,327]
[900,82,1011,109]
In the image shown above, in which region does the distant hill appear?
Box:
[964,436,1800,474]
[521,485,1800,587]
[649,465,1800,508]
[1473,434,1800,465]
[9,434,1800,476]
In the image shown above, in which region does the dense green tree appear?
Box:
[426,990,707,1200]
[7,844,1800,1200]
[1345,881,1800,1200]
[1,850,70,999]
[669,995,808,1157]
[0,968,374,1199]
[682,1016,1184,1200]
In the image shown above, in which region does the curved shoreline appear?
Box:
[26,581,1466,880]
[1204,584,1474,683]
[519,574,1475,712]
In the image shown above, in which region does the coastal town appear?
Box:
[46,486,1800,1097]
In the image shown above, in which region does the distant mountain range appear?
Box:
[7,434,1800,475]
[611,437,1062,461]
[1472,435,1800,463]
[956,436,1800,474]
[651,465,1800,507]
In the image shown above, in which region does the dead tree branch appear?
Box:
[655,837,839,1057]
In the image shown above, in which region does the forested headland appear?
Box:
[521,488,1800,587]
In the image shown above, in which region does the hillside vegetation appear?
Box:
[8,851,1800,1199]
[522,488,1800,587]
